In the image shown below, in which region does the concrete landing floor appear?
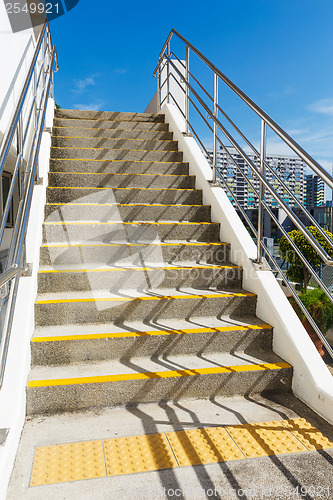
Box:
[7,393,333,499]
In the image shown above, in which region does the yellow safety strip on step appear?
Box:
[32,323,272,343]
[47,185,195,191]
[50,157,183,164]
[50,170,188,178]
[41,241,227,248]
[52,134,174,143]
[27,362,290,388]
[32,417,327,485]
[38,264,240,274]
[51,146,179,153]
[53,116,162,123]
[35,291,255,305]
[43,221,216,225]
[53,126,169,134]
[46,202,205,207]
[41,242,227,248]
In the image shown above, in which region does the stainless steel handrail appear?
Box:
[155,29,333,360]
[0,23,58,388]
[154,29,333,189]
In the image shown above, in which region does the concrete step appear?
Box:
[51,146,183,162]
[37,262,243,294]
[52,135,178,152]
[55,109,165,122]
[49,158,189,175]
[46,186,203,205]
[42,221,221,244]
[44,203,211,223]
[10,393,333,499]
[52,126,173,141]
[34,288,257,327]
[31,316,273,366]
[39,242,231,267]
[48,171,195,189]
[26,351,292,415]
[53,118,169,131]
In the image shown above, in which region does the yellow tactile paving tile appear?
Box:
[30,440,106,486]
[166,427,245,466]
[29,419,333,487]
[281,418,333,450]
[103,433,178,476]
[225,420,308,458]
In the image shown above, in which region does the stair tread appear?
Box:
[32,315,271,340]
[38,262,240,272]
[28,351,289,383]
[36,286,255,302]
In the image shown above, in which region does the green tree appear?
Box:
[278,226,333,291]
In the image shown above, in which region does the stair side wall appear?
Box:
[0,99,55,500]
[161,101,333,425]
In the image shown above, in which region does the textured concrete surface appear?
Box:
[49,158,189,175]
[55,110,165,122]
[44,203,211,223]
[34,288,258,327]
[46,186,203,205]
[53,126,174,141]
[51,146,183,163]
[41,221,221,244]
[52,136,179,151]
[39,242,230,267]
[47,171,195,189]
[37,264,242,294]
[53,118,169,131]
[31,315,272,366]
[8,394,333,499]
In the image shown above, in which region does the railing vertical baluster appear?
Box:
[212,72,218,183]
[257,119,266,263]
[167,41,170,104]
[185,45,189,135]
[157,63,161,110]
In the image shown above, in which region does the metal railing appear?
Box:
[154,29,333,360]
[0,23,58,388]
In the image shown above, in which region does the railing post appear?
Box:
[157,63,161,110]
[212,72,218,183]
[166,41,170,104]
[257,119,266,263]
[184,45,189,135]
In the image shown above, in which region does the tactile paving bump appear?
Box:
[166,427,245,466]
[225,420,308,458]
[282,418,333,451]
[103,432,178,476]
[30,440,106,486]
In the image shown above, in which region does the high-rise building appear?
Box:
[206,146,306,209]
[305,174,325,208]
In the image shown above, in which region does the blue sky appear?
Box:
[50,0,333,172]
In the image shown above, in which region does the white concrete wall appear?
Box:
[161,102,333,425]
[0,5,54,497]
[0,100,53,500]
[145,60,185,122]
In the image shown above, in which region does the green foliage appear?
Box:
[290,288,333,334]
[279,226,333,290]
[55,103,61,109]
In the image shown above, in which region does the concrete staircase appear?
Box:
[27,109,292,415]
